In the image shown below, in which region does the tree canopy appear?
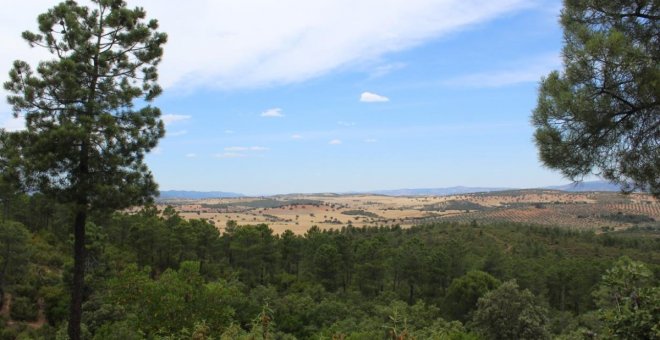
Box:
[532,0,659,197]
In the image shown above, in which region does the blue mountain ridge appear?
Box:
[158,181,630,199]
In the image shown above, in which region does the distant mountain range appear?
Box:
[158,190,244,199]
[365,181,628,196]
[158,181,630,199]
[364,186,512,196]
[543,181,624,192]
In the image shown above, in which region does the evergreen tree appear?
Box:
[532,0,659,196]
[472,280,550,340]
[3,0,166,338]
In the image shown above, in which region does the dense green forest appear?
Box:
[1,193,658,339]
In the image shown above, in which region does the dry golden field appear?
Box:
[158,190,660,234]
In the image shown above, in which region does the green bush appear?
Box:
[10,296,38,321]
[41,285,69,325]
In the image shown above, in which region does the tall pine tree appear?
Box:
[3,1,166,338]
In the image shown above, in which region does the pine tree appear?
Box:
[3,1,166,338]
[532,0,659,197]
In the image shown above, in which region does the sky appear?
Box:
[0,0,573,195]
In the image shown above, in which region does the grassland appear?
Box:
[159,190,660,234]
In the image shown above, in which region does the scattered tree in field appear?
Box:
[532,0,659,197]
[3,0,166,338]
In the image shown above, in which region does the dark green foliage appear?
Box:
[422,200,486,212]
[0,191,659,338]
[472,280,551,340]
[0,221,31,308]
[9,296,38,321]
[532,0,660,196]
[594,257,660,339]
[203,198,324,210]
[445,270,500,322]
[4,0,167,210]
[341,210,380,218]
[600,212,655,224]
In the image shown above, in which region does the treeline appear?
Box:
[1,194,659,339]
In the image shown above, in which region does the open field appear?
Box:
[158,190,660,234]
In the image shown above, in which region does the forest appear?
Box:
[1,193,658,339]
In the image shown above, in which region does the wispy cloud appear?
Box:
[224,129,235,134]
[0,0,528,90]
[370,62,406,78]
[360,92,389,103]
[443,54,561,88]
[329,139,342,145]
[224,146,269,151]
[161,114,191,125]
[185,153,197,158]
[365,138,377,143]
[3,1,534,91]
[291,134,303,139]
[261,108,284,118]
[338,121,356,127]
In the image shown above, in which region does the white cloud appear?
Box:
[224,129,235,134]
[291,134,303,139]
[261,108,284,118]
[370,62,406,78]
[168,129,188,137]
[338,121,356,127]
[360,92,390,103]
[444,54,561,88]
[151,147,163,155]
[185,153,197,158]
[329,139,342,145]
[214,152,245,159]
[0,0,530,91]
[365,138,378,143]
[224,146,269,151]
[161,114,191,125]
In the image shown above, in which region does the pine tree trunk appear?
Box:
[0,285,4,310]
[68,210,86,340]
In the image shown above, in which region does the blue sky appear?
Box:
[1,0,571,195]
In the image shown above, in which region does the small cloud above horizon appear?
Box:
[365,138,377,143]
[225,146,269,151]
[360,92,389,103]
[329,139,342,145]
[261,108,284,118]
[338,121,356,127]
[185,153,197,158]
[291,134,303,139]
[161,114,191,125]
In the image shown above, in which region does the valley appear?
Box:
[158,190,660,234]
